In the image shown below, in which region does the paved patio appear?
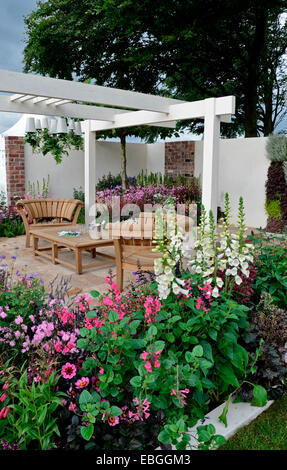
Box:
[0,235,135,298]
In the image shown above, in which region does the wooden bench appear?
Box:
[109,212,193,291]
[16,198,84,247]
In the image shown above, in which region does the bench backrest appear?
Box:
[16,198,83,222]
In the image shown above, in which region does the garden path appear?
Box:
[0,235,134,298]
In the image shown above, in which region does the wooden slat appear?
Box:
[56,201,64,219]
[65,202,77,220]
[46,201,52,218]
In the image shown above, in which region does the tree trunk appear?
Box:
[263,88,274,136]
[244,5,268,137]
[120,132,127,191]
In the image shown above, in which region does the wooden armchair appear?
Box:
[16,198,84,247]
[109,212,193,291]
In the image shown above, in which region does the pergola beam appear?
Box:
[0,95,175,128]
[0,69,183,113]
[89,96,235,131]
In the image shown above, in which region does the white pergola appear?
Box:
[0,69,235,220]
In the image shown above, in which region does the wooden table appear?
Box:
[30,225,115,274]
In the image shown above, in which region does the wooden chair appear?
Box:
[109,212,193,291]
[16,198,84,247]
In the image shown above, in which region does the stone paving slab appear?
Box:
[0,235,135,298]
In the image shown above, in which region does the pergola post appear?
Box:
[202,98,221,218]
[84,121,96,225]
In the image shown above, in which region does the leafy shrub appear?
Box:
[25,175,50,199]
[265,199,282,220]
[240,293,287,401]
[0,201,25,238]
[265,162,287,233]
[0,198,275,450]
[248,231,287,309]
[74,277,252,449]
[0,368,65,450]
[72,187,85,224]
[266,132,287,163]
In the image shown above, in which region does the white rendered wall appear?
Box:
[25,140,148,198]
[24,136,268,228]
[195,137,269,228]
[146,142,165,174]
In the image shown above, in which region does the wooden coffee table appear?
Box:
[30,225,115,274]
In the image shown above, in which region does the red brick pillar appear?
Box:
[5,136,25,205]
[165,141,195,179]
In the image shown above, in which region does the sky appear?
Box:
[0,0,38,133]
[0,0,197,141]
[0,1,285,138]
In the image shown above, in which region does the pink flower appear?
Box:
[170,388,190,407]
[99,368,104,374]
[141,349,162,373]
[15,315,23,325]
[75,377,89,389]
[141,351,150,361]
[144,296,161,323]
[55,340,63,352]
[129,397,151,421]
[101,297,114,307]
[107,415,119,426]
[68,402,77,412]
[0,393,8,403]
[145,361,152,373]
[61,362,77,379]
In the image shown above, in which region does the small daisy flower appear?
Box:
[61,362,77,379]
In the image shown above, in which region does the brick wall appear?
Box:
[5,136,25,205]
[164,141,195,179]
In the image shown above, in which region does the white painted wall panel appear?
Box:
[195,137,269,228]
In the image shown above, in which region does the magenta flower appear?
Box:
[107,415,119,426]
[61,362,77,379]
[75,377,89,389]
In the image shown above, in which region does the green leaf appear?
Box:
[79,390,93,407]
[218,399,230,427]
[185,351,194,363]
[147,325,157,336]
[108,311,119,322]
[81,423,94,441]
[128,320,141,332]
[130,376,142,387]
[85,310,98,319]
[158,429,172,444]
[153,340,165,351]
[110,406,123,417]
[77,338,88,349]
[90,290,100,298]
[252,385,267,407]
[213,435,227,446]
[208,329,218,340]
[219,365,239,387]
[192,345,204,357]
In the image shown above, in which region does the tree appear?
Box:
[23,0,179,189]
[23,0,287,145]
